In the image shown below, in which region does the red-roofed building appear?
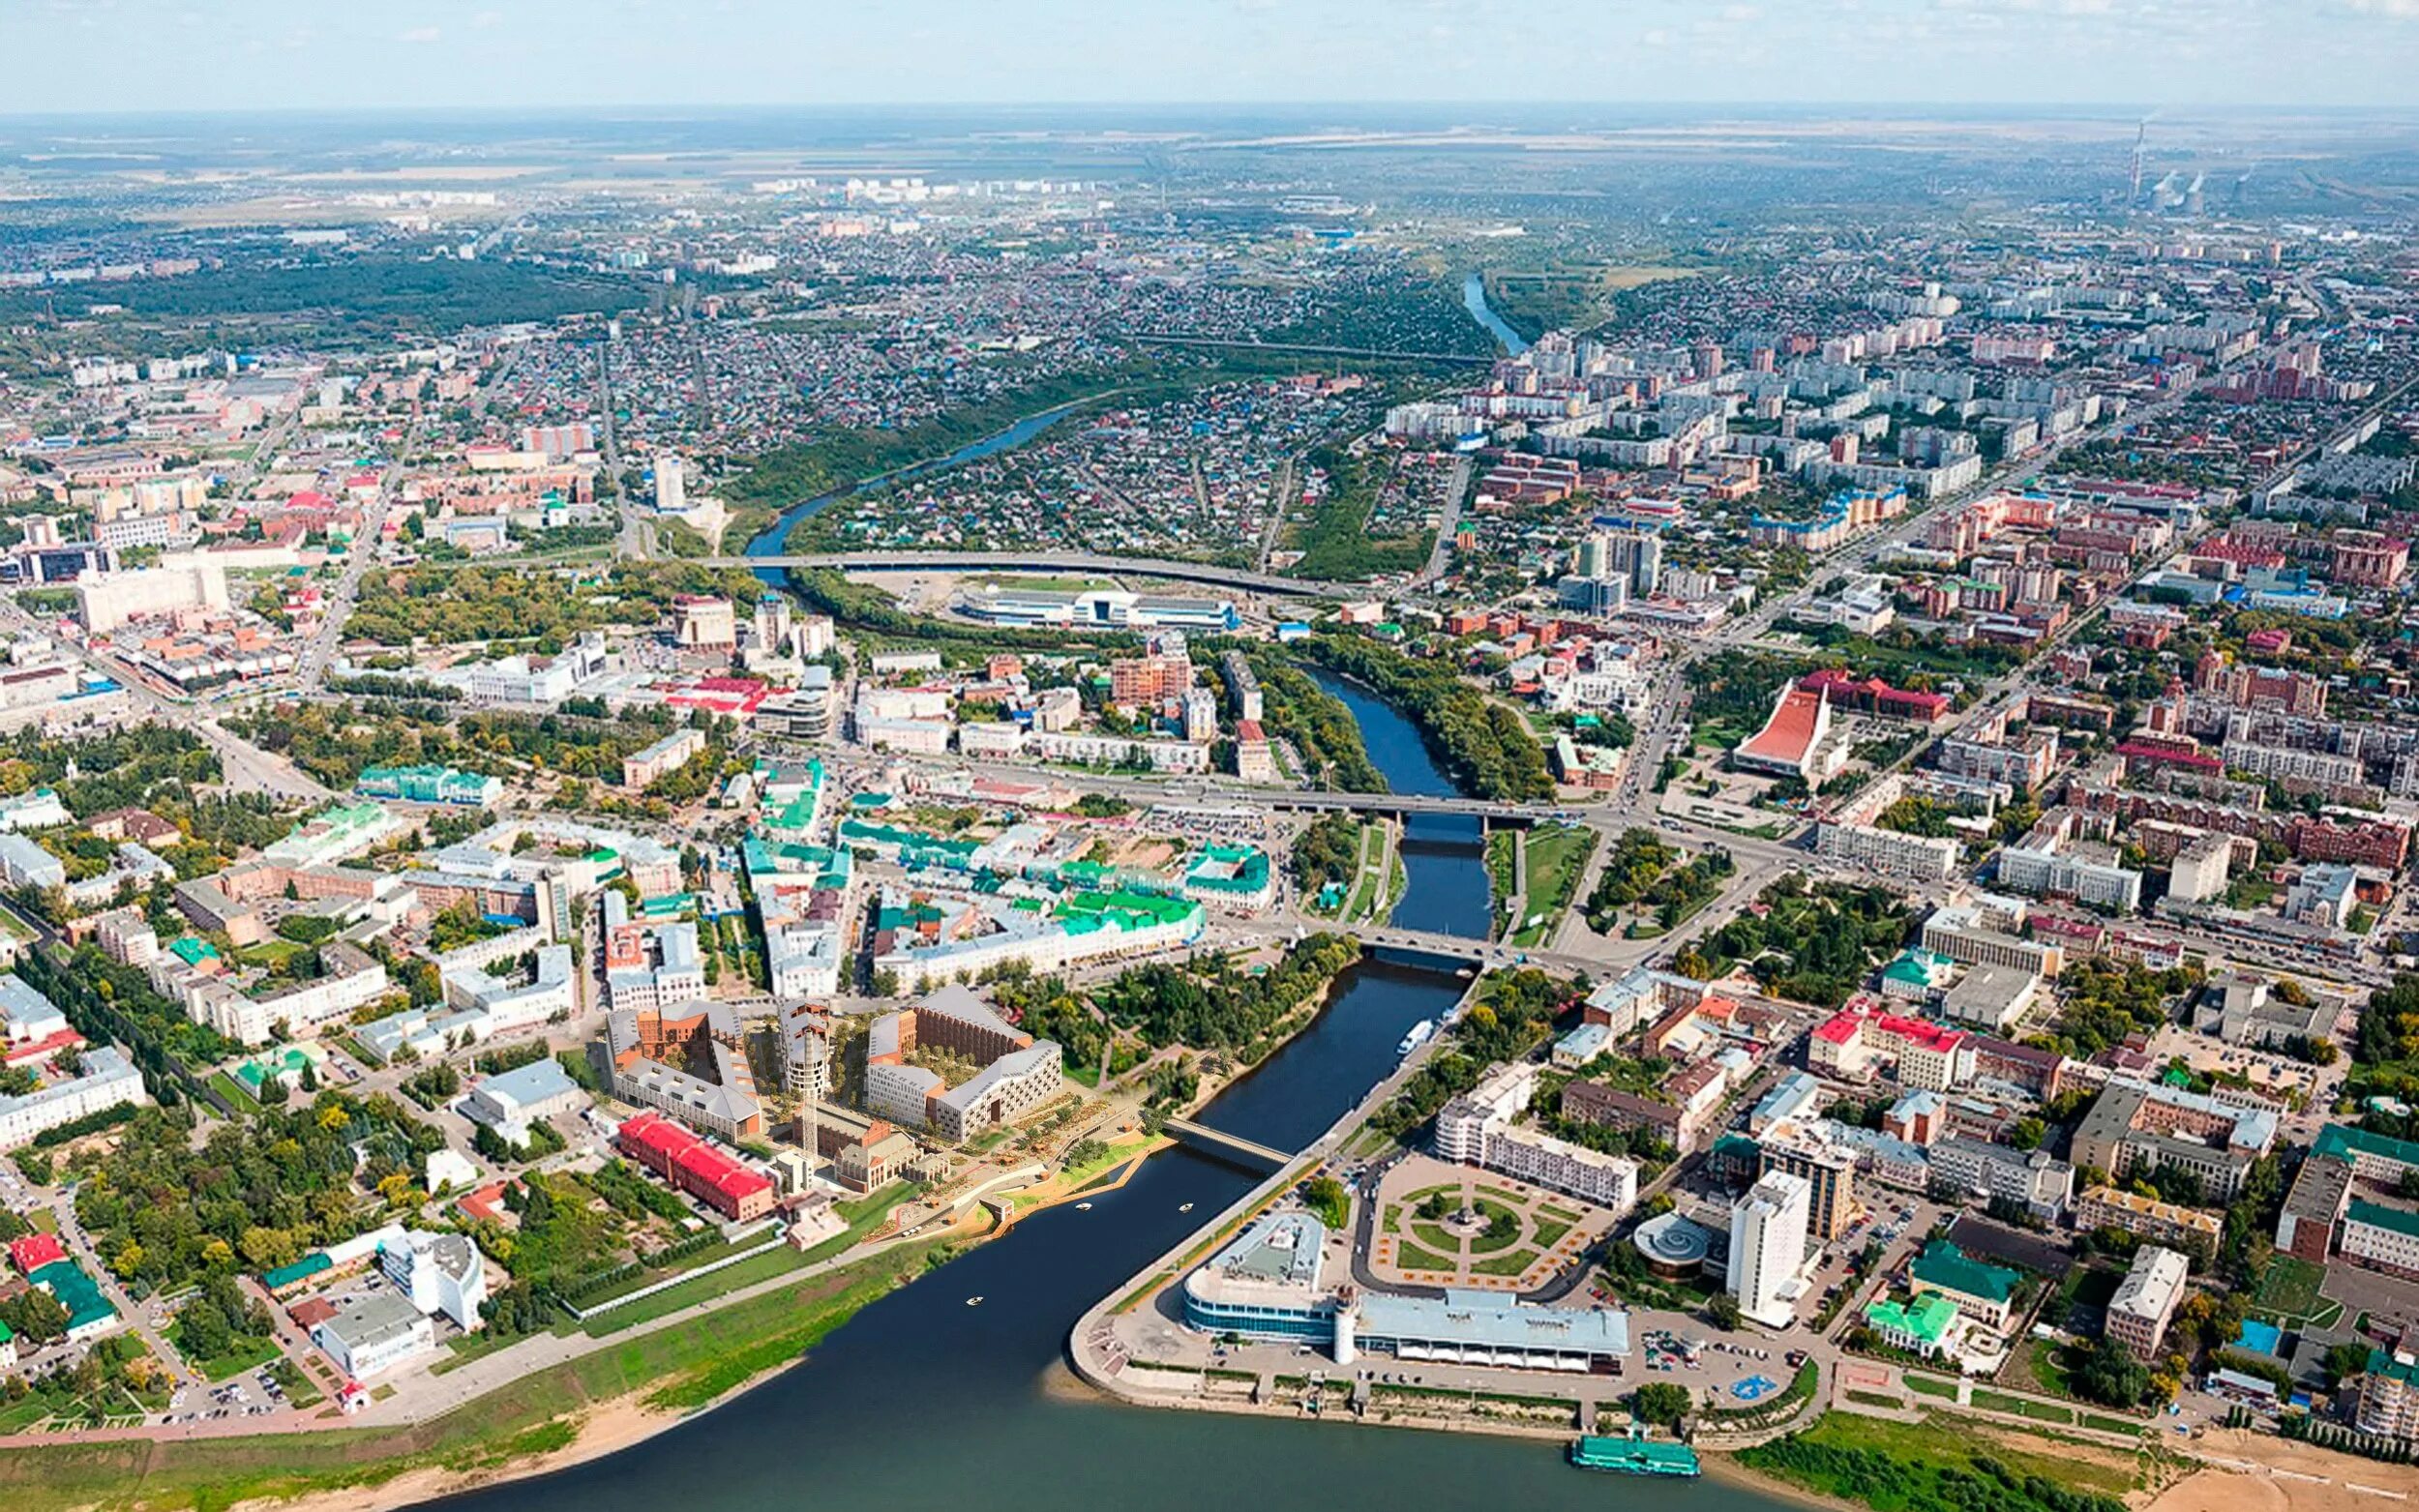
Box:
[1801,668,1952,726]
[614,1112,775,1221]
[2117,737,2225,777]
[1807,1000,1972,1091]
[1735,685,1847,786]
[9,1233,66,1275]
[456,1179,519,1227]
[662,676,769,721]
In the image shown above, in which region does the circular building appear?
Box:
[1632,1211,1714,1280]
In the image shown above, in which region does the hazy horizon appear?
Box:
[5,0,2416,116]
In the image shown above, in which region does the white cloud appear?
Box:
[398,25,442,44]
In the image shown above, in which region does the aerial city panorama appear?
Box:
[0,2,2415,1510]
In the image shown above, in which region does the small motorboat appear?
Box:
[1179,1202,1194,1213]
[1075,1201,1093,1211]
[966,1296,985,1307]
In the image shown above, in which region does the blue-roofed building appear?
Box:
[1553,1022,1612,1069]
[1750,1071,1822,1136]
[1180,1213,1630,1371]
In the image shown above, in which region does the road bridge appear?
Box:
[717,551,1355,600]
[1263,790,1575,824]
[1159,1117,1291,1173]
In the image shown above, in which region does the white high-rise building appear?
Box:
[1729,1170,1812,1327]
[655,453,686,515]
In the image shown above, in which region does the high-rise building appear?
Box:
[1181,687,1218,743]
[655,453,686,515]
[1576,529,1663,594]
[1729,1170,1811,1327]
[1759,1137,1859,1241]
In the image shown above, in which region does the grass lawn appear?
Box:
[2080,1413,2146,1437]
[1472,1248,1543,1277]
[582,1245,810,1336]
[1845,1389,1906,1408]
[1971,1388,2074,1425]
[1394,1244,1457,1272]
[236,938,306,969]
[1410,1221,1460,1255]
[1468,1226,1522,1256]
[207,1072,262,1115]
[572,1232,778,1310]
[1757,1409,2135,1499]
[1904,1374,1957,1400]
[1533,1219,1571,1248]
[164,1322,283,1382]
[2023,1340,2076,1398]
[2253,1255,2328,1321]
[1508,825,1597,948]
[1060,1137,1146,1188]
[433,1328,535,1377]
[271,1360,322,1408]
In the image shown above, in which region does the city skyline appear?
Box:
[4,0,2418,115]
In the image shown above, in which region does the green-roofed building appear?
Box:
[1865,1291,1963,1358]
[29,1260,116,1340]
[1879,948,1956,1002]
[2344,1199,2419,1284]
[1909,1239,2021,1328]
[1182,844,1276,909]
[2314,1123,2419,1184]
[1709,1132,1762,1184]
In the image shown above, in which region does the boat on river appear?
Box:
[1568,1431,1700,1477]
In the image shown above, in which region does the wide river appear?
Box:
[489,482,1808,1512]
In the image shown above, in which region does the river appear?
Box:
[740,403,1090,583]
[1464,271,1532,358]
[447,581,1798,1512]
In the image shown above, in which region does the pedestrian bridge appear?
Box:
[1160,1117,1292,1174]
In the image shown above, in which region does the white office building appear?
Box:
[1728,1170,1812,1328]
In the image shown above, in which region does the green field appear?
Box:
[1739,1408,2137,1508]
[1395,1244,1456,1272]
[1903,1374,1957,1400]
[581,1245,811,1336]
[1970,1388,2075,1425]
[206,1072,262,1115]
[1506,824,1598,948]
[2253,1255,2332,1323]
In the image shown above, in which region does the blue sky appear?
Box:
[5,0,2416,114]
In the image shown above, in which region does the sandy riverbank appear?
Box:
[237,1392,682,1512]
[2148,1429,2419,1512]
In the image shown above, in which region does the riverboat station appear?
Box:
[1180,1214,1631,1373]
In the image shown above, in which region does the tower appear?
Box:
[1729,1170,1812,1327]
[655,452,685,516]
[2130,120,2146,207]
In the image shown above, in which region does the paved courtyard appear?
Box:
[1365,1154,1615,1292]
